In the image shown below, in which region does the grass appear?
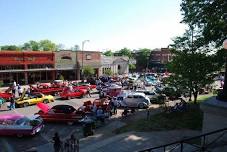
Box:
[114,94,214,134]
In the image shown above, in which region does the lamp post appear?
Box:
[217,39,227,101]
[81,40,90,80]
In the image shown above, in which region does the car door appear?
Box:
[132,95,140,107]
[50,106,66,122]
[125,95,134,107]
[35,94,44,104]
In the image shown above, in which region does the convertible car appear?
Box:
[0,114,44,137]
[37,104,85,125]
[16,93,54,108]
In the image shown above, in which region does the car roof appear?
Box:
[129,92,146,96]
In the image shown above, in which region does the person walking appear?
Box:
[9,97,15,110]
[52,132,61,152]
[0,97,4,109]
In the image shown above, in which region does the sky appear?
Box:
[0,0,186,51]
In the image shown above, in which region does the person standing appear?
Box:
[18,84,23,97]
[52,132,61,152]
[87,87,91,97]
[12,81,16,97]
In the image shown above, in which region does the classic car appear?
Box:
[71,81,96,90]
[30,84,63,96]
[0,114,44,137]
[0,92,13,101]
[16,93,54,107]
[59,88,87,100]
[36,104,85,125]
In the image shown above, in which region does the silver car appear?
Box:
[117,92,150,109]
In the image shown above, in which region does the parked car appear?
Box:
[161,87,182,100]
[0,114,44,137]
[60,88,87,100]
[37,104,85,125]
[136,90,166,104]
[16,93,54,108]
[117,92,150,109]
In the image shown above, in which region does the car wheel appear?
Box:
[23,102,29,107]
[17,133,23,138]
[67,121,74,125]
[43,99,49,104]
[138,103,145,109]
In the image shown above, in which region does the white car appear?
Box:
[117,92,150,109]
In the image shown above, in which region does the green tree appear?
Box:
[1,45,21,51]
[135,48,151,71]
[115,48,132,58]
[83,66,95,78]
[180,0,227,47]
[22,40,40,51]
[103,50,113,56]
[129,64,136,72]
[104,69,113,76]
[169,30,218,103]
[39,39,57,51]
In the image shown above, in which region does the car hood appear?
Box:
[37,103,50,113]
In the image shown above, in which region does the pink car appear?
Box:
[0,114,44,137]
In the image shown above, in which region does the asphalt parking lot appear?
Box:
[0,94,99,152]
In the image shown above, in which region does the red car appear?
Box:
[37,104,85,125]
[0,92,13,100]
[59,88,87,100]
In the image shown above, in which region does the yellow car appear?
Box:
[16,93,54,108]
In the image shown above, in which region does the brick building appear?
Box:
[76,51,101,79]
[0,51,55,85]
[149,48,173,72]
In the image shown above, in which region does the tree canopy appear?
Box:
[166,0,226,102]
[135,48,151,71]
[83,66,95,78]
[114,48,132,58]
[1,40,57,51]
[103,50,113,56]
[180,0,227,47]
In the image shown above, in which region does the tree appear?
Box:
[103,50,113,56]
[104,69,113,76]
[0,45,21,51]
[129,64,136,72]
[168,30,219,103]
[83,66,95,78]
[135,48,151,71]
[22,40,39,51]
[180,0,227,47]
[39,39,57,51]
[115,48,132,58]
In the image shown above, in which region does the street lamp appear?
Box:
[217,39,227,101]
[81,40,90,80]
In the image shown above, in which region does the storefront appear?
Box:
[0,51,55,85]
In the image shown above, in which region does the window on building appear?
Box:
[86,54,92,60]
[61,56,72,60]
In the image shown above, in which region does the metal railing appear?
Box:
[139,128,227,152]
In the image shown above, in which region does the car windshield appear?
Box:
[15,117,30,125]
[15,117,42,127]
